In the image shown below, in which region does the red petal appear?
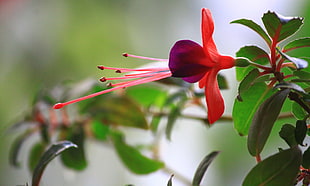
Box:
[203,69,224,124]
[201,8,220,62]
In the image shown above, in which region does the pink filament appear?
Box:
[53,71,172,109]
[123,53,168,62]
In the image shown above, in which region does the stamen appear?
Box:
[122,53,168,62]
[53,71,172,109]
[97,66,169,73]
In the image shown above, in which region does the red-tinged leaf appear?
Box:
[111,132,164,174]
[247,89,290,156]
[233,82,273,136]
[278,49,308,69]
[231,19,271,46]
[279,124,297,147]
[262,11,303,42]
[60,124,87,171]
[242,147,302,186]
[192,151,220,186]
[32,141,77,186]
[235,45,269,81]
[295,120,307,146]
[302,147,310,169]
[274,82,305,93]
[283,37,310,52]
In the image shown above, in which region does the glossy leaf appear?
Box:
[283,37,310,52]
[91,120,110,141]
[60,124,87,170]
[167,175,174,186]
[262,11,303,42]
[278,49,308,69]
[231,19,271,45]
[233,82,273,136]
[274,82,305,93]
[29,142,47,172]
[243,147,302,186]
[111,132,164,174]
[192,151,220,186]
[32,141,77,186]
[235,45,269,81]
[248,89,290,156]
[295,120,307,146]
[292,102,308,120]
[237,68,260,101]
[80,94,148,129]
[302,147,310,169]
[279,124,297,147]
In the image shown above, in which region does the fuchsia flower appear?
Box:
[53,8,235,124]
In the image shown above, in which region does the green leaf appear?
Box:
[233,82,273,136]
[283,37,310,52]
[279,124,297,147]
[29,142,47,172]
[126,84,167,108]
[235,45,269,81]
[262,11,303,42]
[192,151,220,186]
[217,73,228,89]
[274,82,305,93]
[9,130,33,167]
[302,146,310,169]
[277,49,308,69]
[247,89,290,156]
[60,124,87,170]
[293,70,310,85]
[111,132,164,174]
[295,120,307,146]
[231,19,271,45]
[91,120,110,141]
[150,115,162,133]
[292,102,308,120]
[237,68,260,101]
[32,141,77,186]
[242,147,302,186]
[80,94,148,129]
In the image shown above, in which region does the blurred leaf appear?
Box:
[237,68,260,101]
[167,175,174,186]
[150,115,162,133]
[192,151,220,186]
[39,123,50,143]
[81,94,148,129]
[233,82,273,136]
[217,74,228,89]
[29,142,47,172]
[293,70,310,85]
[242,147,302,186]
[9,129,33,167]
[248,89,290,156]
[283,37,310,52]
[60,124,87,170]
[274,82,305,93]
[91,120,110,141]
[126,85,167,108]
[279,124,297,147]
[295,120,307,146]
[262,11,303,42]
[277,49,308,69]
[302,146,310,169]
[111,132,164,174]
[230,19,271,45]
[235,45,269,81]
[32,141,77,186]
[292,102,308,120]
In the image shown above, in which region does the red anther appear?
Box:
[122,53,128,57]
[100,77,107,82]
[107,83,113,87]
[97,66,104,70]
[53,103,65,109]
[115,70,121,73]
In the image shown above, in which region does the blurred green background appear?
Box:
[0,0,309,185]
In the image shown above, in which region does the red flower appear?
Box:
[53,8,235,124]
[169,8,235,123]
